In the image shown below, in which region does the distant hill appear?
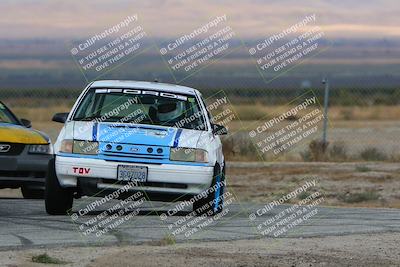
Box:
[0,38,399,90]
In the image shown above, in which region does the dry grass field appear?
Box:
[226,162,400,208]
[4,99,399,162]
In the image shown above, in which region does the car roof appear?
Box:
[90,80,199,95]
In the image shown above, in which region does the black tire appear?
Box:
[193,163,225,216]
[45,158,73,215]
[21,186,44,199]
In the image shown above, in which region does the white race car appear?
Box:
[45,80,227,216]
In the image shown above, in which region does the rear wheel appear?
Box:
[45,158,73,215]
[193,164,225,216]
[21,186,44,199]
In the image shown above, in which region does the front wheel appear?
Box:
[45,158,73,215]
[193,164,225,216]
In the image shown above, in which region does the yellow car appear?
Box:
[0,101,53,199]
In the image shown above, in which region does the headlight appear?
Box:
[170,147,208,163]
[60,139,98,155]
[29,144,51,154]
[60,139,73,153]
[73,140,99,155]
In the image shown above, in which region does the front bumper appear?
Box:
[55,156,214,200]
[0,146,53,189]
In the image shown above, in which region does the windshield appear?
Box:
[73,89,207,131]
[0,102,19,124]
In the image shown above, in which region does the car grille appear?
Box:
[100,143,169,161]
[0,143,25,156]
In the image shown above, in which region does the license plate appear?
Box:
[117,165,148,182]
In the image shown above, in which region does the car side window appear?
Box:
[199,96,213,124]
[0,103,19,124]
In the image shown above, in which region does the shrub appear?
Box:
[299,150,312,162]
[355,165,371,172]
[300,139,329,161]
[340,109,354,120]
[360,147,387,161]
[338,191,380,203]
[297,191,311,200]
[329,142,348,161]
[161,234,176,245]
[222,136,261,161]
[32,253,67,264]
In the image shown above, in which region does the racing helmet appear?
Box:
[157,101,185,122]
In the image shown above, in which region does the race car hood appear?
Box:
[0,122,49,144]
[70,121,203,148]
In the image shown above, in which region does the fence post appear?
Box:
[322,77,330,145]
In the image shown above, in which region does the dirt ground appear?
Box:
[1,162,399,266]
[226,162,400,208]
[1,233,399,267]
[0,189,22,198]
[2,162,399,208]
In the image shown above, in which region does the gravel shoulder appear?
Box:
[2,233,399,267]
[1,162,399,266]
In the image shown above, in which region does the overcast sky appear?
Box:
[0,0,399,40]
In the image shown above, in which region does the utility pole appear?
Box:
[322,77,330,145]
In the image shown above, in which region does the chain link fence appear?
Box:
[1,76,398,162]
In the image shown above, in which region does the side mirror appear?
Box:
[20,118,32,128]
[52,113,69,123]
[212,124,228,135]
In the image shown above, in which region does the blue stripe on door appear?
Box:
[92,123,98,141]
[173,128,183,147]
